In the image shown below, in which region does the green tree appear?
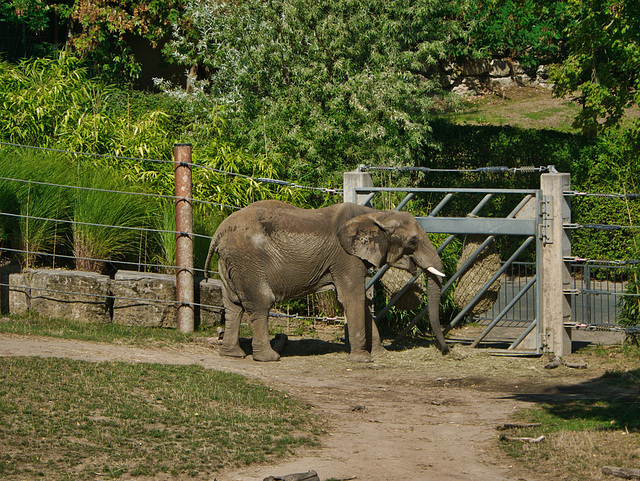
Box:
[456,0,567,64]
[550,0,640,136]
[0,0,74,58]
[0,0,186,83]
[166,0,470,186]
[69,0,186,83]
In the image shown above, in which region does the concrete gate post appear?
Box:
[540,172,572,356]
[343,165,373,205]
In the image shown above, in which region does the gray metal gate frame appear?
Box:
[355,186,544,354]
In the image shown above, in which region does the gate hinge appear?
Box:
[539,196,553,244]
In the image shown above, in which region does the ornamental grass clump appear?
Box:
[72,168,152,273]
[0,149,73,268]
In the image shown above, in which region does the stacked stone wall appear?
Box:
[442,58,551,95]
[3,268,223,327]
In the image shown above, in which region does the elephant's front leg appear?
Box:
[248,310,280,362]
[342,293,374,363]
[365,301,385,355]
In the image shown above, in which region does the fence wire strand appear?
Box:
[0,246,216,276]
[568,190,640,199]
[0,175,239,210]
[0,141,342,195]
[1,282,345,324]
[362,164,553,174]
[0,211,213,241]
[566,223,640,231]
[1,282,224,312]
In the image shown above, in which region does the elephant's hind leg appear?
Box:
[248,310,280,362]
[219,298,247,358]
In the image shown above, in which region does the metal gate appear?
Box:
[355,186,544,354]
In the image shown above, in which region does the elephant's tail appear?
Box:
[203,233,220,279]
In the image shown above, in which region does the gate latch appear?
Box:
[540,196,553,244]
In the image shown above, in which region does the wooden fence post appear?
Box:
[540,172,572,356]
[174,143,194,333]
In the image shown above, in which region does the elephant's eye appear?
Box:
[407,236,418,249]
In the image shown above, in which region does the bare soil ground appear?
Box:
[0,328,625,481]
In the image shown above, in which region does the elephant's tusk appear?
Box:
[427,266,445,277]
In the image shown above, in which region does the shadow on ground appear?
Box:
[505,368,640,431]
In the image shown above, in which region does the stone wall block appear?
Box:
[511,61,526,75]
[514,74,532,86]
[462,59,491,76]
[197,277,224,327]
[27,269,111,322]
[445,57,549,95]
[490,77,516,89]
[8,272,31,316]
[489,59,510,77]
[5,268,226,328]
[112,271,177,327]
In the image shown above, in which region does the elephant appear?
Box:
[204,200,448,362]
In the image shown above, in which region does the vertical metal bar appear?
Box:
[361,192,376,206]
[585,264,591,324]
[510,194,534,218]
[473,193,494,214]
[535,189,543,353]
[441,236,495,293]
[443,236,535,333]
[373,193,493,312]
[366,264,389,291]
[392,235,536,345]
[174,143,194,333]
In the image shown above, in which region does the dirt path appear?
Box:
[0,333,602,481]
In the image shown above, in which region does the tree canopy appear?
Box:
[550,0,640,136]
[165,0,471,184]
[2,0,639,161]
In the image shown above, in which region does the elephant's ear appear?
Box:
[338,213,393,267]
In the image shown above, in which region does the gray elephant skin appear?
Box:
[204,200,448,362]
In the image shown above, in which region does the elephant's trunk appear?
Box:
[427,273,449,354]
[412,232,449,353]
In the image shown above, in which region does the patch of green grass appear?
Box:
[0,313,220,346]
[0,356,320,480]
[515,396,640,434]
[521,106,570,121]
[501,346,640,480]
[440,89,581,131]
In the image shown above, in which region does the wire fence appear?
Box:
[0,141,342,274]
[1,142,639,334]
[0,142,349,328]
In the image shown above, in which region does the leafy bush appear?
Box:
[0,54,300,208]
[570,127,640,262]
[550,0,640,136]
[0,54,174,160]
[456,0,567,64]
[618,268,640,328]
